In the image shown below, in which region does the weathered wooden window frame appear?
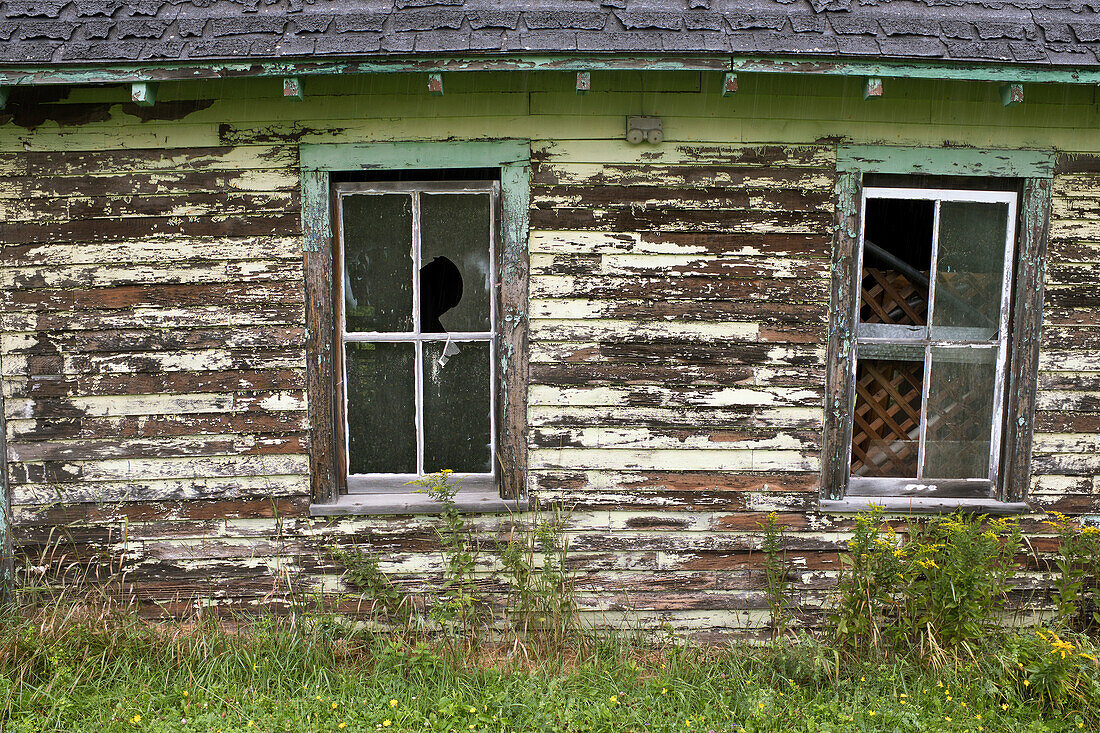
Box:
[335,180,500,494]
[821,146,1054,514]
[301,142,531,516]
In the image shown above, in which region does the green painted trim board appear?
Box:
[837,145,1056,178]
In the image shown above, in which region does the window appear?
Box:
[822,147,1054,512]
[849,187,1015,499]
[334,181,498,492]
[300,142,530,514]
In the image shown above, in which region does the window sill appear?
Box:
[310,490,528,516]
[819,497,1032,515]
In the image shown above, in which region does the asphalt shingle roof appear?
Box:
[4,0,1100,67]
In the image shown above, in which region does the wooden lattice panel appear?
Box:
[859,268,928,326]
[851,359,924,477]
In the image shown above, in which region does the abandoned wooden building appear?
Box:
[1,0,1099,635]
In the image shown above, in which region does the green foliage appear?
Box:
[1044,512,1100,632]
[331,546,413,624]
[993,626,1100,714]
[412,470,483,644]
[3,605,1100,732]
[759,512,792,639]
[499,501,578,650]
[832,509,1022,657]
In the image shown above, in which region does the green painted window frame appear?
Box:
[821,145,1054,514]
[300,141,531,510]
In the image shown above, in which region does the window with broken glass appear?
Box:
[846,187,1017,499]
[334,181,498,492]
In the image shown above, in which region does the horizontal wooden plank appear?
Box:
[0,303,305,332]
[0,168,296,199]
[9,453,310,486]
[528,405,822,431]
[529,362,825,388]
[530,252,828,280]
[7,410,309,442]
[1,236,301,267]
[529,207,832,233]
[528,384,822,409]
[1,326,305,356]
[531,163,834,189]
[0,145,295,176]
[531,426,820,451]
[531,140,833,168]
[5,390,306,420]
[3,347,305,377]
[3,281,304,311]
[528,230,830,258]
[12,472,309,505]
[5,369,305,399]
[13,496,310,525]
[7,433,305,462]
[0,213,298,245]
[0,191,296,223]
[531,340,824,367]
[530,297,828,325]
[531,185,831,213]
[531,274,830,302]
[530,318,760,343]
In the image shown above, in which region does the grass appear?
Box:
[0,603,1096,733]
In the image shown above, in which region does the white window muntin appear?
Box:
[847,186,1017,495]
[335,180,499,493]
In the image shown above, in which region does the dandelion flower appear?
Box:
[383,720,392,728]
[1002,704,1009,710]
[468,707,477,714]
[390,700,399,708]
[182,691,189,698]
[662,689,668,695]
[247,722,254,729]
[1023,680,1030,687]
[131,715,141,724]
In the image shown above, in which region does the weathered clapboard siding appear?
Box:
[0,72,1096,637]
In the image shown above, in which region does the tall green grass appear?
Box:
[1,600,1097,732]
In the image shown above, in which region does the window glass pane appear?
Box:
[345,342,416,474]
[342,193,413,333]
[860,198,933,329]
[423,340,492,473]
[931,201,1009,341]
[420,193,492,333]
[922,346,998,479]
[851,358,924,478]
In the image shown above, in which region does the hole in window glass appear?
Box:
[420,193,492,333]
[851,357,923,478]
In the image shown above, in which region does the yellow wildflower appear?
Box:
[609,696,619,705]
[247,722,254,729]
[383,721,392,728]
[339,725,346,730]
[468,707,477,714]
[131,715,141,724]
[182,691,189,698]
[661,688,668,695]
[390,699,399,708]
[332,702,338,710]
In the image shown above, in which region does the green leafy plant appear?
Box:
[830,509,1022,660]
[332,546,414,625]
[1045,511,1100,632]
[413,470,483,647]
[995,626,1100,713]
[759,512,793,639]
[500,501,578,652]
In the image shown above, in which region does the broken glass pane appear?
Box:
[422,340,492,473]
[931,201,1009,341]
[345,342,416,474]
[922,346,997,479]
[860,198,933,328]
[850,357,924,478]
[342,193,413,333]
[420,193,492,333]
